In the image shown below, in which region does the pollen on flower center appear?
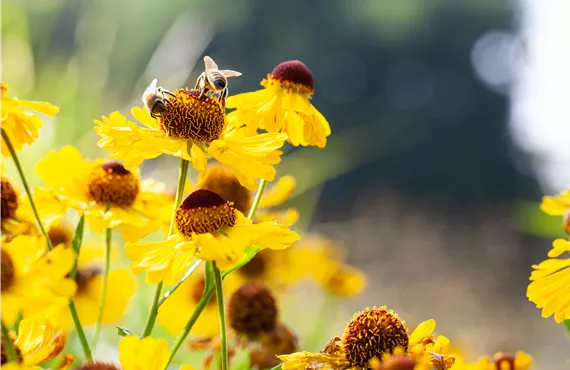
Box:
[74,267,102,295]
[228,282,278,338]
[341,307,409,368]
[158,89,226,143]
[1,177,19,221]
[264,60,315,95]
[199,166,252,213]
[87,161,139,207]
[1,249,15,292]
[175,189,237,236]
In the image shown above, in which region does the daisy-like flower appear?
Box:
[297,235,367,297]
[158,271,240,338]
[51,243,135,328]
[278,307,454,370]
[451,352,532,370]
[126,188,300,284]
[226,60,331,148]
[35,146,169,241]
[95,83,288,190]
[73,335,193,370]
[1,235,76,325]
[527,238,570,323]
[540,188,570,233]
[0,82,59,156]
[14,314,67,367]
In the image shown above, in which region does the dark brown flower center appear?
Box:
[175,189,237,236]
[341,307,409,368]
[1,249,15,292]
[199,166,251,214]
[189,277,217,307]
[228,282,278,338]
[1,334,23,365]
[158,89,226,142]
[48,226,72,248]
[238,252,267,279]
[1,177,18,221]
[494,354,516,369]
[87,161,139,207]
[269,60,314,92]
[74,267,102,295]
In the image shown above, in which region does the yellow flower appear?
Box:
[119,335,169,370]
[95,84,288,191]
[14,314,67,366]
[226,60,331,148]
[540,188,570,215]
[451,352,532,370]
[527,238,570,323]
[126,189,300,284]
[0,82,59,156]
[297,235,367,297]
[279,307,453,370]
[157,271,240,338]
[51,243,135,328]
[1,235,76,325]
[35,146,168,241]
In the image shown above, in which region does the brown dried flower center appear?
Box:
[1,177,19,221]
[175,189,237,236]
[74,267,102,295]
[87,161,139,207]
[1,249,15,292]
[189,277,216,307]
[264,60,315,95]
[238,252,267,279]
[228,282,278,338]
[199,166,251,214]
[341,307,409,368]
[48,226,73,248]
[158,89,226,142]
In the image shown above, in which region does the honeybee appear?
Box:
[142,78,176,118]
[195,56,242,103]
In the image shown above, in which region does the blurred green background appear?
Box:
[2,0,569,368]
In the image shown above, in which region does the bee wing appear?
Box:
[147,78,158,90]
[220,70,242,78]
[203,56,219,72]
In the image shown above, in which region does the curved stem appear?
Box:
[142,157,190,337]
[68,300,93,361]
[213,262,228,370]
[247,179,267,220]
[158,259,203,307]
[91,226,112,348]
[1,128,53,251]
[1,321,17,363]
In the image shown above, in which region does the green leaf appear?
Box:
[117,326,133,337]
[69,214,85,279]
[564,320,570,335]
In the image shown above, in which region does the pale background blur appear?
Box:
[2,0,570,368]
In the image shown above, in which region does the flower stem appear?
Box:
[213,262,228,370]
[91,226,112,348]
[68,299,93,361]
[158,259,203,307]
[142,157,190,337]
[247,179,267,220]
[1,128,53,251]
[164,179,269,367]
[1,321,18,363]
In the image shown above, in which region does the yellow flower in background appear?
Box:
[158,271,240,338]
[1,235,76,325]
[451,352,532,370]
[35,146,168,241]
[52,243,135,328]
[226,60,331,148]
[95,83,288,190]
[540,188,570,215]
[296,235,367,297]
[14,314,67,366]
[126,189,299,284]
[187,165,299,226]
[119,335,169,370]
[527,238,570,323]
[0,82,59,156]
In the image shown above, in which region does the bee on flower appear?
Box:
[34,146,169,241]
[226,60,331,148]
[126,188,300,284]
[95,59,288,191]
[0,82,59,157]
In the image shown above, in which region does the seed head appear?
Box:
[87,161,139,207]
[228,282,278,338]
[175,189,237,236]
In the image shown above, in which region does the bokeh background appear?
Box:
[2,0,569,368]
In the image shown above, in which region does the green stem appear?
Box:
[1,321,17,363]
[91,226,112,348]
[1,128,53,251]
[68,300,93,361]
[158,259,203,307]
[247,179,267,219]
[165,285,215,368]
[142,157,190,337]
[213,262,228,370]
[164,179,270,367]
